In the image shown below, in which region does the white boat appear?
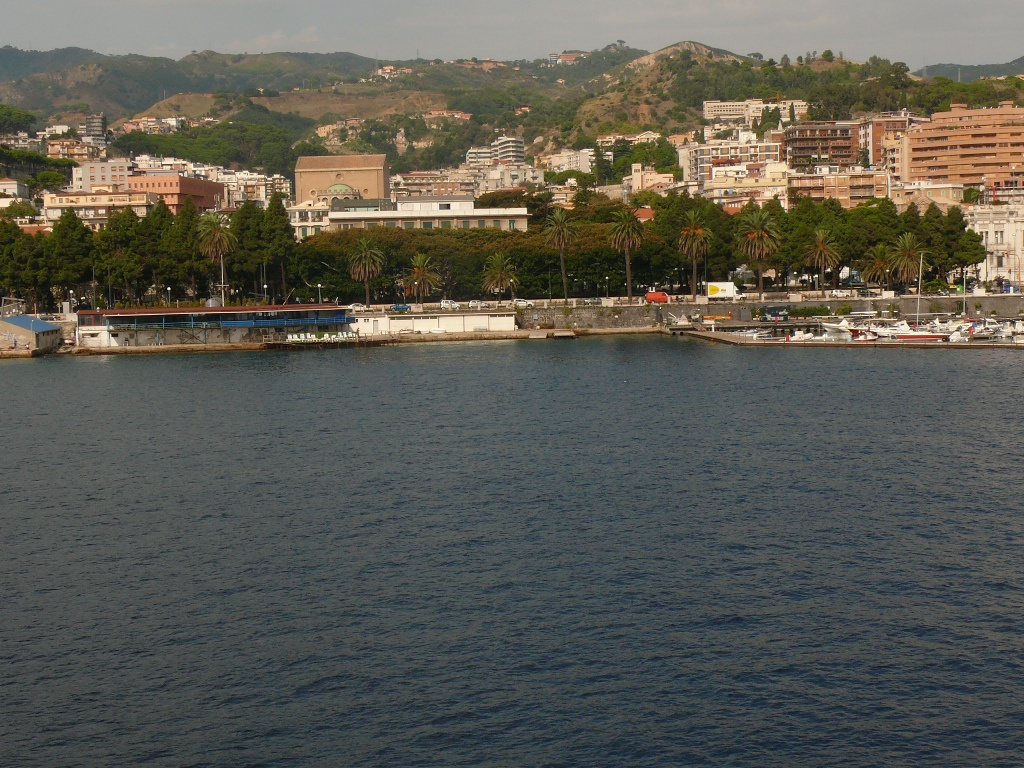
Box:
[869,320,949,342]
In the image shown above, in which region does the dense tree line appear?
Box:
[0,193,294,311]
[0,189,986,311]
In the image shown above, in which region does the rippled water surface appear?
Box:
[2,337,1023,767]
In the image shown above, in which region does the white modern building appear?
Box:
[327,196,529,232]
[350,311,516,336]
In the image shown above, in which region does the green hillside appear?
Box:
[0,45,106,81]
[914,56,1024,83]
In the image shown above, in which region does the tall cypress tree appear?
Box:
[262,193,295,298]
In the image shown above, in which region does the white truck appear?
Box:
[707,282,745,300]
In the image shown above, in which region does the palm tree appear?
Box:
[403,252,441,306]
[678,209,713,300]
[482,252,517,306]
[735,207,781,294]
[348,237,385,306]
[544,208,578,305]
[888,232,929,285]
[609,208,644,303]
[804,227,840,296]
[860,243,892,291]
[197,211,236,306]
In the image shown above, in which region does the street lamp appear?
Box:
[68,290,74,314]
[317,283,322,304]
[606,275,609,298]
[263,284,269,304]
[166,286,171,305]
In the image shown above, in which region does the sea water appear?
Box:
[2,338,1022,766]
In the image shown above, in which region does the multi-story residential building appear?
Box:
[700,162,789,214]
[678,133,782,183]
[906,101,1024,188]
[324,196,528,234]
[476,163,543,193]
[0,132,43,152]
[126,173,226,213]
[81,113,107,138]
[622,163,677,198]
[783,122,861,169]
[43,190,160,231]
[72,160,134,192]
[391,170,477,198]
[294,154,391,203]
[963,204,1024,284]
[703,99,808,125]
[787,166,888,208]
[466,136,525,166]
[46,138,104,161]
[540,148,604,174]
[287,199,331,240]
[859,111,926,167]
[0,178,31,199]
[596,131,662,149]
[491,136,526,164]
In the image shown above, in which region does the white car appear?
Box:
[512,298,535,309]
[346,303,369,312]
[440,299,461,310]
[468,300,492,310]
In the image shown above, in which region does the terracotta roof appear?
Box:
[295,154,387,170]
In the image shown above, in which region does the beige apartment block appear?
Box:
[906,101,1024,188]
[788,169,889,209]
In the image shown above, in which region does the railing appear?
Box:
[106,314,352,331]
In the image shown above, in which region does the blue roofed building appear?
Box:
[0,314,63,351]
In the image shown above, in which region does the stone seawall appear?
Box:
[515,304,668,330]
[512,294,1024,330]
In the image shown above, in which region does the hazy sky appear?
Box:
[4,0,1022,67]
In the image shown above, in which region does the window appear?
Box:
[385,222,397,228]
[422,221,433,229]
[403,222,415,229]
[492,220,501,228]
[441,221,452,229]
[508,220,517,230]
[462,221,472,229]
[439,203,451,210]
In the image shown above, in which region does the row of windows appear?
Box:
[334,219,520,231]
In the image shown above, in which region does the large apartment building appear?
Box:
[788,168,889,209]
[678,136,782,182]
[906,101,1024,188]
[783,122,861,169]
[703,99,808,125]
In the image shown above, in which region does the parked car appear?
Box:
[388,303,411,312]
[512,298,535,308]
[468,300,492,310]
[829,289,852,298]
[581,297,602,306]
[346,302,369,312]
[644,291,671,303]
[440,299,461,310]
